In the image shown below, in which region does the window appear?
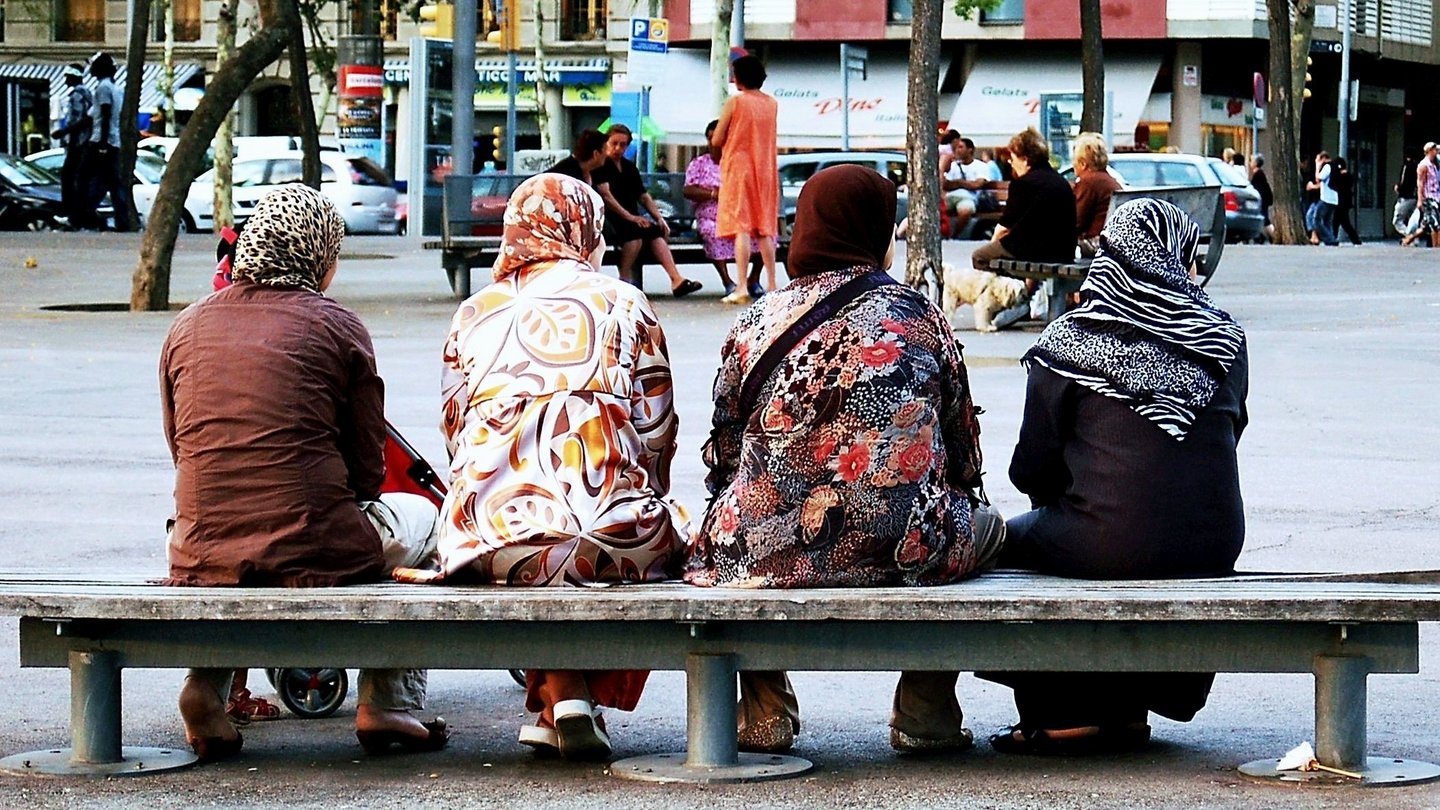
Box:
[1157,162,1204,186]
[348,157,390,186]
[1,0,7,43]
[980,0,1023,24]
[778,161,818,185]
[560,0,605,41]
[55,0,105,42]
[152,0,201,41]
[888,0,912,22]
[231,160,268,187]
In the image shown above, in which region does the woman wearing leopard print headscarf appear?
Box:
[979,198,1249,756]
[160,185,448,762]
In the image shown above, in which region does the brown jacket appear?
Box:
[1074,170,1123,240]
[161,282,387,587]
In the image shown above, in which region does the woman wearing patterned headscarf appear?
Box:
[393,173,691,761]
[161,185,448,762]
[686,165,1006,756]
[980,197,1249,756]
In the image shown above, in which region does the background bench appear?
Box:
[426,172,787,299]
[990,186,1225,324]
[3,570,1439,786]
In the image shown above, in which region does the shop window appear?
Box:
[888,0,912,23]
[980,0,1023,24]
[561,0,605,41]
[151,0,202,42]
[55,0,105,42]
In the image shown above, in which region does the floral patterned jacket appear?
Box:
[686,269,986,588]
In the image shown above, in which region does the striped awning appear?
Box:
[0,61,204,118]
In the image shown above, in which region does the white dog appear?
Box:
[941,263,1032,332]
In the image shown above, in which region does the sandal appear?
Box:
[552,698,612,761]
[225,687,281,725]
[988,723,1150,756]
[672,279,703,298]
[355,717,450,755]
[890,726,974,755]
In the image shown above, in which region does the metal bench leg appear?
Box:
[612,652,812,783]
[0,650,196,776]
[1240,654,1440,786]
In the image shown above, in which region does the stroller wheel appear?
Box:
[509,669,527,688]
[271,667,350,719]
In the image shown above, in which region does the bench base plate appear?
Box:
[1239,756,1440,787]
[611,751,813,783]
[0,746,197,776]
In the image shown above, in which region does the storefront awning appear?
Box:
[382,56,610,87]
[947,51,1161,149]
[646,49,933,149]
[0,61,203,119]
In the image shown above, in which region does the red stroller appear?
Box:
[265,422,450,718]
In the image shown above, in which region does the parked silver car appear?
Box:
[160,151,399,234]
[1063,153,1264,242]
[778,151,909,235]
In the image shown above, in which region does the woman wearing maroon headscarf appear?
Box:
[686,165,1005,755]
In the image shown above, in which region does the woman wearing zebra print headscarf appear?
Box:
[979,197,1249,756]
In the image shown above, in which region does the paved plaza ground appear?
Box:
[0,232,1437,808]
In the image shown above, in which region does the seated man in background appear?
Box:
[942,137,1001,237]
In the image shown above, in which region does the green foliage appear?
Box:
[952,0,1002,21]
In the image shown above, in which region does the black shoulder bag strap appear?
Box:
[737,270,898,419]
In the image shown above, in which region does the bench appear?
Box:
[426,172,787,299]
[3,569,1440,786]
[990,186,1226,324]
[943,180,1008,241]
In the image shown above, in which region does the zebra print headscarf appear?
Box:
[1023,198,1245,439]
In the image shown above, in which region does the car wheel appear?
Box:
[26,216,56,232]
[178,212,196,234]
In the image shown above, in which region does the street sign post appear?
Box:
[627,17,669,171]
[840,44,867,151]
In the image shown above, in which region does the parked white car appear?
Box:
[166,151,399,234]
[24,147,167,230]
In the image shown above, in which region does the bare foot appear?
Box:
[179,676,239,745]
[355,704,432,738]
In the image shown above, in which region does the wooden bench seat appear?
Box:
[3,570,1440,784]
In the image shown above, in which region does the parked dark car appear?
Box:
[0,154,66,231]
[1062,153,1264,243]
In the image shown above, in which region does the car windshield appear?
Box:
[134,154,167,184]
[348,158,390,186]
[0,156,57,187]
[1208,159,1250,187]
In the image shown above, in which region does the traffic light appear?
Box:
[492,126,504,157]
[1303,56,1313,100]
[418,2,453,39]
[498,0,520,52]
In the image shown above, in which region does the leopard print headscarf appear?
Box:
[232,184,345,292]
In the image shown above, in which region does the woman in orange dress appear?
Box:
[713,54,781,294]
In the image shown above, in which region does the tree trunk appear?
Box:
[534,1,550,149]
[1289,0,1316,138]
[120,0,152,233]
[1079,0,1104,133]
[163,0,177,136]
[130,0,294,311]
[213,0,237,232]
[905,0,943,299]
[1266,0,1305,244]
[285,0,321,188]
[710,0,734,118]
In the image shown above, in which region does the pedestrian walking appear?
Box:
[1249,155,1275,243]
[49,63,93,230]
[1406,142,1440,248]
[1330,157,1362,245]
[83,52,132,232]
[1393,153,1418,241]
[713,54,781,293]
[1306,152,1338,246]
